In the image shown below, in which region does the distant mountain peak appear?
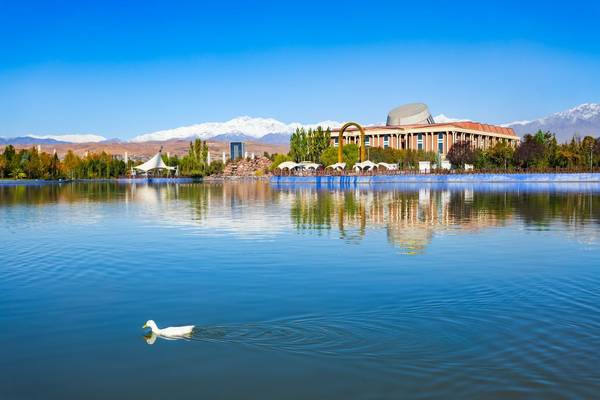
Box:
[0,134,106,145]
[553,103,600,121]
[28,134,106,143]
[505,103,600,141]
[129,116,342,143]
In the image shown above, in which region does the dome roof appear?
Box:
[386,103,434,126]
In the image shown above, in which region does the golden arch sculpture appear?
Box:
[338,122,366,164]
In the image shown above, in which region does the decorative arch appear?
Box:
[338,122,366,163]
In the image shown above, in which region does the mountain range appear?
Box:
[504,103,600,142]
[128,116,343,144]
[1,103,598,145]
[0,134,109,145]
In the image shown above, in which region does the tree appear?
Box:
[487,141,515,169]
[9,167,26,179]
[447,141,475,168]
[269,153,292,171]
[62,150,81,178]
[207,160,224,175]
[22,147,43,179]
[320,144,359,169]
[289,126,331,163]
[515,134,545,168]
[0,152,6,178]
[181,139,209,176]
[594,138,600,167]
[290,128,308,162]
[581,136,596,169]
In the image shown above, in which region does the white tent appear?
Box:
[134,150,177,175]
[354,160,378,171]
[326,162,346,171]
[301,162,321,170]
[276,161,301,170]
[377,162,398,170]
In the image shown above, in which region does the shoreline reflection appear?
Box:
[1,181,599,253]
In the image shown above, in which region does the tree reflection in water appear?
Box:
[2,181,599,252]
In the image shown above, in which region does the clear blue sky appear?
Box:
[1,0,600,138]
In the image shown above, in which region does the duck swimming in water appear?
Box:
[142,320,195,337]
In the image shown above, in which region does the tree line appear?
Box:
[0,139,225,180]
[448,131,600,170]
[161,139,224,177]
[0,146,127,179]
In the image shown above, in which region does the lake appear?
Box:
[1,181,600,399]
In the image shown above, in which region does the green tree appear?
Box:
[270,153,292,171]
[487,141,515,169]
[320,144,359,169]
[581,136,596,169]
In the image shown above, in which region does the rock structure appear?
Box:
[221,156,272,177]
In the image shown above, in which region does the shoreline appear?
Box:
[271,172,600,184]
[3,173,600,186]
[0,177,198,186]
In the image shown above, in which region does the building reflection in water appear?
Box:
[286,187,515,254]
[1,181,599,252]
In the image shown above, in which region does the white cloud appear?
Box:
[130,116,342,142]
[28,134,106,143]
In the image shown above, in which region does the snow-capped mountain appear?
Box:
[3,104,597,147]
[0,134,106,145]
[130,116,341,143]
[504,103,600,142]
[28,134,106,143]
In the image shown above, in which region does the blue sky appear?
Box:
[1,0,600,138]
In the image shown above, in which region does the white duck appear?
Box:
[143,320,195,338]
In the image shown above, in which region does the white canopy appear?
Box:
[277,161,301,170]
[326,162,346,170]
[354,160,378,171]
[301,163,321,170]
[377,162,398,170]
[134,151,176,173]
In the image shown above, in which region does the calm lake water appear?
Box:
[1,181,600,399]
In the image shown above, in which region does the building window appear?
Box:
[417,133,423,150]
[365,136,370,146]
[438,133,444,153]
[333,137,338,147]
[383,135,389,148]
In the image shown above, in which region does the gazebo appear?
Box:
[133,149,178,177]
[300,162,321,171]
[276,161,302,171]
[354,160,378,172]
[377,162,398,171]
[326,162,346,171]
